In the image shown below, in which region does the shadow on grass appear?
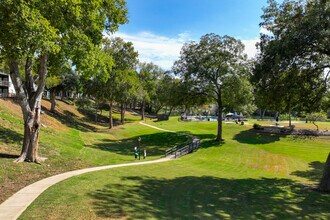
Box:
[291,161,325,183]
[86,132,188,156]
[0,153,19,158]
[0,126,23,145]
[89,176,330,219]
[200,139,225,148]
[78,109,138,128]
[41,106,97,132]
[233,129,284,145]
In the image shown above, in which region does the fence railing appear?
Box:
[165,137,200,159]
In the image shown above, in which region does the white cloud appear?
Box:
[260,27,272,35]
[105,31,261,69]
[240,27,273,59]
[105,31,192,70]
[241,38,259,59]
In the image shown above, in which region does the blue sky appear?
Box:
[110,0,271,69]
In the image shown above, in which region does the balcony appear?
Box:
[0,81,10,87]
[0,93,15,98]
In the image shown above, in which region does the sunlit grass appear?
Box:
[20,118,330,219]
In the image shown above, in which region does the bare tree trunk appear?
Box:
[95,102,98,123]
[8,53,48,163]
[61,90,65,100]
[109,101,113,129]
[289,109,292,127]
[141,99,145,120]
[154,104,163,115]
[167,106,174,118]
[120,103,125,124]
[216,93,223,142]
[288,101,292,127]
[319,152,330,192]
[18,107,41,162]
[50,88,56,112]
[262,109,266,119]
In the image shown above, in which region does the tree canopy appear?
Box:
[174,33,251,141]
[252,0,329,124]
[0,0,128,162]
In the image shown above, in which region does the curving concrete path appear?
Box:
[0,121,183,220]
[0,157,170,220]
[139,121,175,133]
[139,121,195,138]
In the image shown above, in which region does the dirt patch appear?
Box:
[248,152,290,174]
[0,98,22,118]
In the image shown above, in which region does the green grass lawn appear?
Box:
[20,117,330,219]
[0,100,186,204]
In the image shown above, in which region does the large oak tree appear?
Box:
[256,0,330,191]
[173,33,250,141]
[0,0,127,162]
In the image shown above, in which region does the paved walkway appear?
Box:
[0,158,170,220]
[139,121,175,133]
[139,122,195,138]
[0,121,180,220]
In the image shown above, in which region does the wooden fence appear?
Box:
[165,137,200,159]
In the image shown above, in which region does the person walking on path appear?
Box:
[134,146,138,159]
[143,148,147,159]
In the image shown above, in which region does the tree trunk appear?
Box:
[167,106,174,118]
[319,152,330,192]
[120,103,125,124]
[216,93,223,142]
[155,105,163,115]
[19,103,41,162]
[61,90,65,100]
[262,109,266,119]
[95,102,98,123]
[9,53,48,163]
[109,101,113,129]
[288,109,292,127]
[50,88,56,112]
[141,99,145,120]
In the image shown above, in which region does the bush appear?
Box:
[253,123,263,130]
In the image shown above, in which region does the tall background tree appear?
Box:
[253,0,329,121]
[174,33,251,141]
[102,37,139,127]
[255,0,330,191]
[0,0,128,162]
[138,62,162,120]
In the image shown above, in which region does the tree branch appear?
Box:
[31,52,48,109]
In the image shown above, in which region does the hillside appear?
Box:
[0,98,186,204]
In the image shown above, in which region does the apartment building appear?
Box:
[0,72,15,97]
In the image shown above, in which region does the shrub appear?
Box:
[253,123,263,130]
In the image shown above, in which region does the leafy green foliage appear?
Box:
[0,0,128,162]
[19,118,330,219]
[253,0,330,116]
[174,33,252,140]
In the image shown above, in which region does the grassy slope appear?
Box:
[0,99,186,204]
[20,117,330,219]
